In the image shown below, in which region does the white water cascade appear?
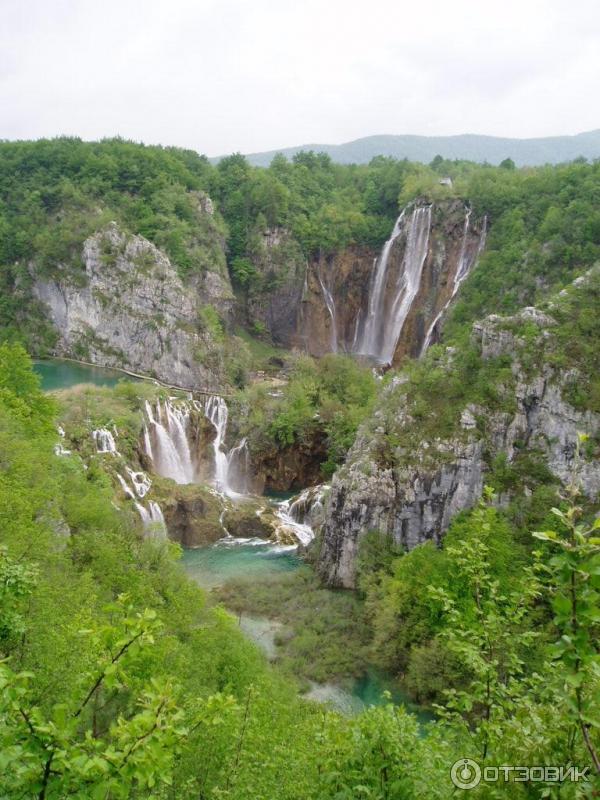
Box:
[274,485,327,546]
[144,399,196,484]
[420,211,487,355]
[117,470,166,538]
[204,396,250,496]
[136,502,167,539]
[226,437,251,495]
[93,428,119,455]
[142,395,251,495]
[205,395,229,491]
[317,262,338,353]
[355,205,432,364]
[357,208,406,359]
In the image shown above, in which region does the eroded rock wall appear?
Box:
[318,298,600,588]
[33,223,233,388]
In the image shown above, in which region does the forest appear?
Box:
[0,138,599,797]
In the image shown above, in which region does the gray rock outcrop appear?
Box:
[33,223,233,388]
[318,298,600,588]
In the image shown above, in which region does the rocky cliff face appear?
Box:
[290,200,485,363]
[294,246,376,355]
[33,222,233,389]
[317,286,600,588]
[244,228,307,344]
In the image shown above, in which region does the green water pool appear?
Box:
[181,540,434,722]
[34,359,131,391]
[181,540,301,589]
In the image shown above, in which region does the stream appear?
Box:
[181,542,432,722]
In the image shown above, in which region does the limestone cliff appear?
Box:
[33,222,234,389]
[291,200,486,363]
[317,273,600,587]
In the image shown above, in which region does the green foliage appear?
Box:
[215,567,371,684]
[1,330,599,796]
[363,503,529,704]
[444,159,600,336]
[430,490,541,760]
[533,436,600,776]
[231,354,377,476]
[198,304,225,342]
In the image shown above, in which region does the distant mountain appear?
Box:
[216,130,600,167]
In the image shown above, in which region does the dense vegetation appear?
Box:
[1,138,600,795]
[1,137,599,363]
[0,345,597,797]
[230,353,377,476]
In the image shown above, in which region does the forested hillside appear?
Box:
[237,129,600,168]
[0,138,599,796]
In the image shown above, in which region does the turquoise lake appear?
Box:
[34,359,129,391]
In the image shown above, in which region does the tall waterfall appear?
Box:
[420,211,487,356]
[205,395,229,490]
[355,205,432,364]
[317,261,338,353]
[357,209,407,358]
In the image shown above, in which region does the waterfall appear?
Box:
[203,396,251,496]
[420,211,488,356]
[357,209,407,359]
[226,437,250,495]
[274,485,327,546]
[275,502,314,546]
[118,470,167,538]
[144,399,196,484]
[142,394,251,496]
[93,428,118,455]
[355,205,432,364]
[316,262,338,352]
[125,467,151,498]
[205,395,230,491]
[135,501,167,538]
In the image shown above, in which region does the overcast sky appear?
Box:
[1,0,599,156]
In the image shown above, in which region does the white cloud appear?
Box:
[0,0,598,154]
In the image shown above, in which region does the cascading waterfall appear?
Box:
[420,210,487,356]
[205,395,230,492]
[144,399,196,484]
[93,427,118,454]
[226,437,250,495]
[275,502,314,546]
[274,485,327,546]
[142,395,251,496]
[118,469,166,538]
[137,502,167,539]
[355,205,432,364]
[125,467,151,498]
[316,262,338,352]
[204,395,251,496]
